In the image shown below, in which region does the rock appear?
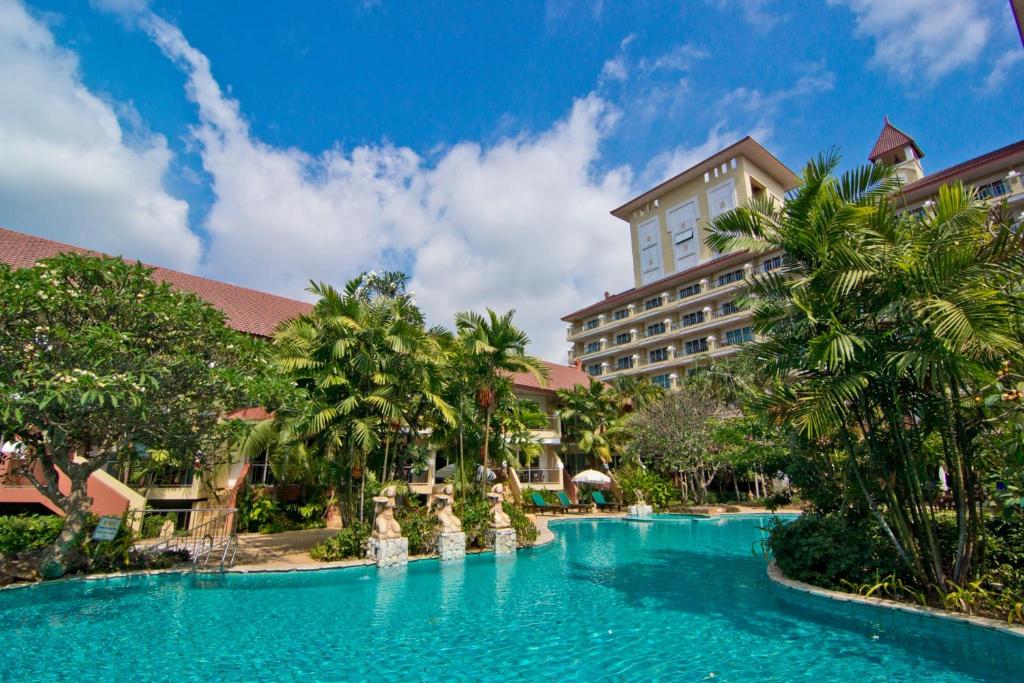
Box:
[438,531,466,562]
[367,537,408,568]
[0,552,41,586]
[489,528,517,555]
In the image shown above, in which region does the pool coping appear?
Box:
[0,509,786,591]
[766,560,1024,641]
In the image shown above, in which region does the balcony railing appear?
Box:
[566,266,757,338]
[518,467,561,484]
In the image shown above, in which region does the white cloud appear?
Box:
[0,0,199,269]
[141,13,634,361]
[829,0,991,82]
[983,49,1024,92]
[704,0,786,30]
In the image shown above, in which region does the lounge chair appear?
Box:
[591,491,625,511]
[556,491,590,514]
[528,492,567,515]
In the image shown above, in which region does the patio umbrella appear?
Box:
[572,469,611,486]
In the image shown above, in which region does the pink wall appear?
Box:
[0,462,133,517]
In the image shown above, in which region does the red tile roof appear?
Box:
[868,117,924,162]
[900,139,1024,199]
[511,361,590,393]
[225,407,273,421]
[0,226,312,337]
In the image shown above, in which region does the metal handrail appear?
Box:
[132,507,237,571]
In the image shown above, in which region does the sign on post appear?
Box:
[92,516,122,541]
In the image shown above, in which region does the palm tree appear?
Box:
[454,309,548,493]
[607,375,664,413]
[556,378,624,466]
[245,272,453,524]
[707,149,1024,589]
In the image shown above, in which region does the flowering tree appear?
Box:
[0,254,260,578]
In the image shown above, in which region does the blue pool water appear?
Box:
[1,516,1019,681]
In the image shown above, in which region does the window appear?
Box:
[976,180,1010,201]
[717,269,744,287]
[652,373,671,389]
[680,311,704,327]
[614,332,631,346]
[613,308,629,320]
[684,337,709,355]
[585,341,601,353]
[586,364,602,376]
[719,301,741,316]
[649,347,670,363]
[616,357,634,370]
[678,283,702,299]
[584,318,600,330]
[762,256,783,273]
[646,322,665,337]
[725,327,753,346]
[248,454,275,485]
[644,296,663,310]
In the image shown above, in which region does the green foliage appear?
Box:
[236,485,328,534]
[613,464,679,509]
[767,514,901,590]
[139,512,177,540]
[709,150,1024,588]
[396,504,440,555]
[309,522,371,561]
[504,502,539,547]
[556,379,625,464]
[455,497,491,549]
[0,254,267,576]
[0,515,64,556]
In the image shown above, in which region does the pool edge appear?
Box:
[766,560,1024,641]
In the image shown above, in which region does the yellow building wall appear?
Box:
[626,155,780,289]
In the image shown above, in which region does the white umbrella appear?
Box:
[572,469,611,486]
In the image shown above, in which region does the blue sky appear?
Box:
[1,0,1022,359]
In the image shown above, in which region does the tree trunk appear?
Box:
[481,404,493,496]
[733,470,742,503]
[39,477,92,579]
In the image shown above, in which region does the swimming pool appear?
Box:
[1,516,1018,681]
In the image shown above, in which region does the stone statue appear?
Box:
[434,484,462,533]
[158,519,175,539]
[372,485,403,540]
[487,484,511,529]
[634,490,646,506]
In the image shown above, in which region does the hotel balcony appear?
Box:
[572,303,750,365]
[564,258,774,342]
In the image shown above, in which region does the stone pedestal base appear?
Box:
[489,528,517,555]
[628,503,654,517]
[367,537,408,568]
[438,531,466,562]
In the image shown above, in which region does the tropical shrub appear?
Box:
[455,497,491,549]
[396,505,440,555]
[0,515,64,556]
[767,514,901,589]
[505,502,539,547]
[309,522,371,561]
[613,464,679,509]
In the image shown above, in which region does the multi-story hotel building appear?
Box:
[561,136,799,388]
[562,123,1024,389]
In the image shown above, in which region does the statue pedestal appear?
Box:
[628,503,653,517]
[489,528,517,555]
[367,537,408,568]
[438,531,466,562]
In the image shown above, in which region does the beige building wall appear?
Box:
[565,138,798,389]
